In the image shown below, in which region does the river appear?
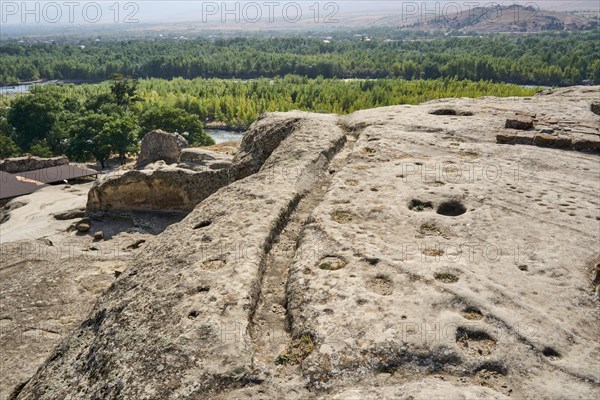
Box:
[205,129,244,144]
[0,84,40,95]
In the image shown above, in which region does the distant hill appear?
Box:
[394,4,598,33]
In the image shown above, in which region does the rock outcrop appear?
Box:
[497,93,600,153]
[135,130,189,169]
[7,87,600,400]
[0,156,68,173]
[87,117,301,214]
[87,161,232,213]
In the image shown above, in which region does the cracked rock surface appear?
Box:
[3,87,599,399]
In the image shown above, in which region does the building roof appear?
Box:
[0,171,47,200]
[14,165,98,184]
[1,165,98,200]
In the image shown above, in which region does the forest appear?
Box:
[1,32,599,86]
[0,75,538,163]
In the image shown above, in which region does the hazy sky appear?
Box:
[1,0,598,26]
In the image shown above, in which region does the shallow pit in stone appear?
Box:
[435,272,459,283]
[462,307,484,320]
[436,200,467,216]
[456,327,497,356]
[318,256,347,271]
[331,209,356,223]
[409,199,433,212]
[201,257,226,270]
[366,275,394,296]
[430,108,474,116]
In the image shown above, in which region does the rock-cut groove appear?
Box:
[249,125,358,372]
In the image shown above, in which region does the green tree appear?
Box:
[0,135,20,158]
[592,59,600,85]
[110,74,140,108]
[66,111,111,167]
[139,104,214,146]
[102,112,140,164]
[65,110,139,168]
[8,92,63,152]
[30,143,54,158]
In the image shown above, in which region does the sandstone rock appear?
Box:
[533,133,572,148]
[52,207,85,220]
[505,114,535,130]
[178,148,227,163]
[178,148,234,171]
[10,87,600,400]
[536,126,554,134]
[87,116,301,214]
[0,156,68,173]
[572,137,600,153]
[87,162,232,213]
[232,114,302,180]
[125,239,145,249]
[0,199,28,224]
[135,130,189,169]
[93,231,104,241]
[495,132,534,145]
[75,221,90,233]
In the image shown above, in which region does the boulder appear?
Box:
[69,218,92,233]
[0,156,68,174]
[52,207,86,220]
[135,130,189,169]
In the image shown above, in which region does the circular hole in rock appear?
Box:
[188,310,199,319]
[437,200,467,216]
[542,347,561,359]
[366,275,394,296]
[409,199,433,212]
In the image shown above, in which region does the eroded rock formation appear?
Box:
[0,156,68,174]
[135,130,189,169]
[6,87,600,400]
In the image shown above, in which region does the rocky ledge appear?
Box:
[0,156,68,174]
[5,87,600,400]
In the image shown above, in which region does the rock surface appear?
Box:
[5,87,600,400]
[135,130,189,169]
[178,148,233,171]
[0,156,68,174]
